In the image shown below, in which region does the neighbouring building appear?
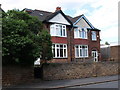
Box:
[24,7,101,63]
[100,42,120,61]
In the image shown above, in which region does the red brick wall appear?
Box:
[51,37,67,43]
[43,23,100,63]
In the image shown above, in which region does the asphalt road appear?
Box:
[70,80,119,88]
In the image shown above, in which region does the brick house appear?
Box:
[24,7,101,63]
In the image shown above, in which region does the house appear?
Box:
[24,7,101,63]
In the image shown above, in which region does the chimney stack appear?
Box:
[0,4,1,8]
[56,7,61,11]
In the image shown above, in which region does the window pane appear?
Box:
[60,45,63,48]
[57,45,59,47]
[63,29,65,36]
[64,45,66,48]
[57,49,59,57]
[60,49,63,57]
[92,31,97,40]
[64,49,66,57]
[80,49,82,57]
[76,47,79,57]
[53,48,55,57]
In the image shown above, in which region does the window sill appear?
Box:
[53,57,68,59]
[75,57,89,58]
[92,40,97,41]
[52,36,67,38]
[74,38,88,39]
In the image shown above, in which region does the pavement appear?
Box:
[4,75,119,89]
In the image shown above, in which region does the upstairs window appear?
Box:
[74,28,87,39]
[50,24,66,37]
[92,31,97,41]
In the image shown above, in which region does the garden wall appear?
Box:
[2,66,34,87]
[43,62,119,80]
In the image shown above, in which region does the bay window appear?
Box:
[50,24,67,37]
[52,44,67,58]
[74,28,87,39]
[75,45,88,58]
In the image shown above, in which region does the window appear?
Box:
[74,28,87,39]
[50,24,66,37]
[52,44,67,58]
[92,31,97,41]
[75,45,88,58]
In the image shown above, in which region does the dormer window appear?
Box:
[74,28,87,39]
[50,24,67,37]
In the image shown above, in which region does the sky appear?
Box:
[1,0,119,44]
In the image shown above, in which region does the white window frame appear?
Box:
[92,31,97,41]
[74,28,87,39]
[50,24,67,37]
[52,44,67,58]
[75,45,88,58]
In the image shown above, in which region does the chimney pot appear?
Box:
[56,7,61,11]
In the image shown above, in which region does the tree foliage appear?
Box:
[2,10,52,66]
[105,41,110,45]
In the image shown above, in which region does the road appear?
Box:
[57,80,119,89]
[69,80,118,88]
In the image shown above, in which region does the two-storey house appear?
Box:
[24,7,101,63]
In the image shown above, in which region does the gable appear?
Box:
[74,15,95,29]
[48,13,71,25]
[75,18,91,28]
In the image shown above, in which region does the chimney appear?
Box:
[0,4,1,8]
[56,7,61,11]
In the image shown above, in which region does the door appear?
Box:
[92,50,98,62]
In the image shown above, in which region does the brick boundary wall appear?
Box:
[43,62,119,80]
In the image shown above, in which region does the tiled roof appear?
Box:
[24,9,52,21]
[23,8,100,30]
[24,8,82,24]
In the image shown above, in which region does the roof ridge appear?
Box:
[73,14,83,18]
[34,9,53,13]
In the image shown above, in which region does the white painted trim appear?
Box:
[52,43,68,58]
[75,45,89,58]
[73,15,95,29]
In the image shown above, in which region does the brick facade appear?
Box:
[26,8,101,63]
[44,23,100,63]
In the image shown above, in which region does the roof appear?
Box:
[23,8,100,30]
[71,15,83,23]
[23,8,52,21]
[24,8,73,25]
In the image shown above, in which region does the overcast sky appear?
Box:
[1,0,119,44]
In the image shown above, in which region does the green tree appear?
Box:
[105,41,110,45]
[2,10,52,66]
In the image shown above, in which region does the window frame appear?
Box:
[91,31,97,41]
[50,24,67,37]
[75,45,88,58]
[74,28,88,39]
[52,43,67,58]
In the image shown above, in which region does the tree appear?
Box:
[2,10,52,66]
[105,41,110,45]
